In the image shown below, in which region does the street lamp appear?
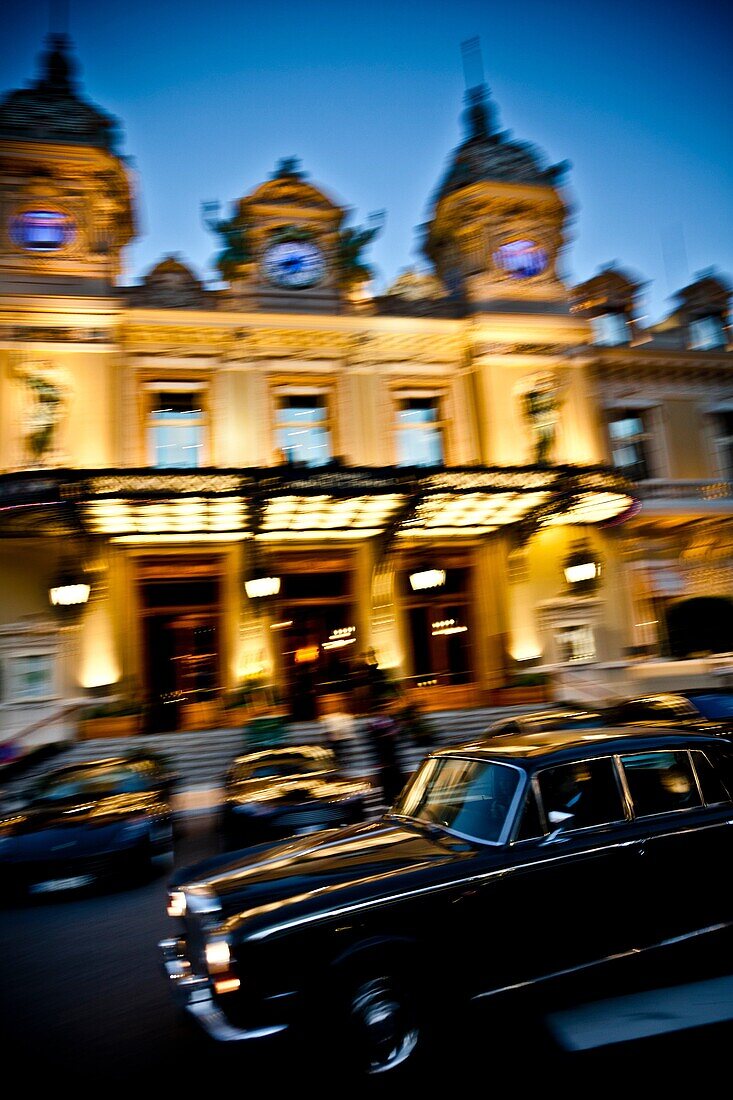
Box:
[563,541,602,595]
[409,566,446,592]
[48,563,92,623]
[245,574,281,599]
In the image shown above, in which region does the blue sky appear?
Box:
[2,0,731,321]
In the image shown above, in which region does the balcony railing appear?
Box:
[635,479,733,505]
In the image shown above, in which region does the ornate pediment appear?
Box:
[129,254,207,309]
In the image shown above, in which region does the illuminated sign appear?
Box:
[294,646,319,664]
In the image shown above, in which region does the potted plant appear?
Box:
[77,697,143,740]
[489,672,551,707]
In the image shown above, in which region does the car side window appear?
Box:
[691,750,732,806]
[620,751,702,817]
[614,702,652,723]
[537,758,625,832]
[514,785,544,841]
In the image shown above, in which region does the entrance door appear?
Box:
[140,568,222,732]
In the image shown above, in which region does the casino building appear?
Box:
[1,35,731,745]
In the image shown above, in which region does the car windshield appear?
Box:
[231,749,336,782]
[687,694,733,720]
[392,756,520,844]
[34,763,154,802]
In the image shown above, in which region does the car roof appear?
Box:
[488,708,603,728]
[432,726,725,766]
[43,753,163,776]
[613,691,733,706]
[232,744,334,767]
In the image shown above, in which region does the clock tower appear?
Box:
[207,158,346,313]
[425,83,571,313]
[0,34,135,296]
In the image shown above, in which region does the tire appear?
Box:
[338,967,422,1079]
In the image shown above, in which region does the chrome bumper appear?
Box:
[159,937,288,1043]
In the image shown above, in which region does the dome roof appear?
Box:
[434,85,568,204]
[0,35,122,153]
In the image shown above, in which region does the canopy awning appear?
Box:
[0,465,635,541]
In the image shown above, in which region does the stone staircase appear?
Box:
[2,704,550,813]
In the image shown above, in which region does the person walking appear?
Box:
[321,705,357,771]
[366,701,407,807]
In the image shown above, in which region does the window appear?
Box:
[689,316,726,350]
[591,312,629,346]
[691,751,731,806]
[276,394,332,466]
[620,751,702,817]
[148,391,205,468]
[555,624,596,663]
[709,411,733,479]
[514,785,544,841]
[393,756,520,844]
[538,758,625,831]
[607,410,652,480]
[395,396,444,467]
[6,653,55,702]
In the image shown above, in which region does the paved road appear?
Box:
[1,813,731,1088]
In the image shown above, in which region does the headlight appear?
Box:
[205,937,240,994]
[205,938,231,974]
[167,890,186,918]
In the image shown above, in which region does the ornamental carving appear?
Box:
[121,325,228,353]
[244,329,351,360]
[348,332,463,365]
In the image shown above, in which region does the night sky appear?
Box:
[2,0,731,322]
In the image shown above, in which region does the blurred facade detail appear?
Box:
[0,35,731,749]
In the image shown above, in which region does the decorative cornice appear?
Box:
[120,324,229,354]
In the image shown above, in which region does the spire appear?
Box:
[38,33,76,94]
[462,83,498,142]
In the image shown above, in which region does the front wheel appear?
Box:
[344,972,421,1077]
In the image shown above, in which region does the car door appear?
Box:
[616,747,729,945]
[466,756,637,998]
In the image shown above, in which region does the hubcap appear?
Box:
[351,977,419,1074]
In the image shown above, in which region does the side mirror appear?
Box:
[543,809,575,844]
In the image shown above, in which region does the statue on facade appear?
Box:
[15,361,69,464]
[522,372,563,466]
[202,201,252,281]
[336,210,385,292]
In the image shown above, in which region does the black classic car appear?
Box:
[161,728,733,1078]
[607,691,733,736]
[220,744,371,850]
[0,751,177,895]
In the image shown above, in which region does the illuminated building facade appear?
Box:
[1,36,730,744]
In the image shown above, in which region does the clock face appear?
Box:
[494,239,547,279]
[263,240,326,289]
[10,210,76,252]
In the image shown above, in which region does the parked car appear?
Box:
[607,691,733,736]
[485,706,607,737]
[219,744,372,850]
[161,727,733,1078]
[0,751,177,896]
